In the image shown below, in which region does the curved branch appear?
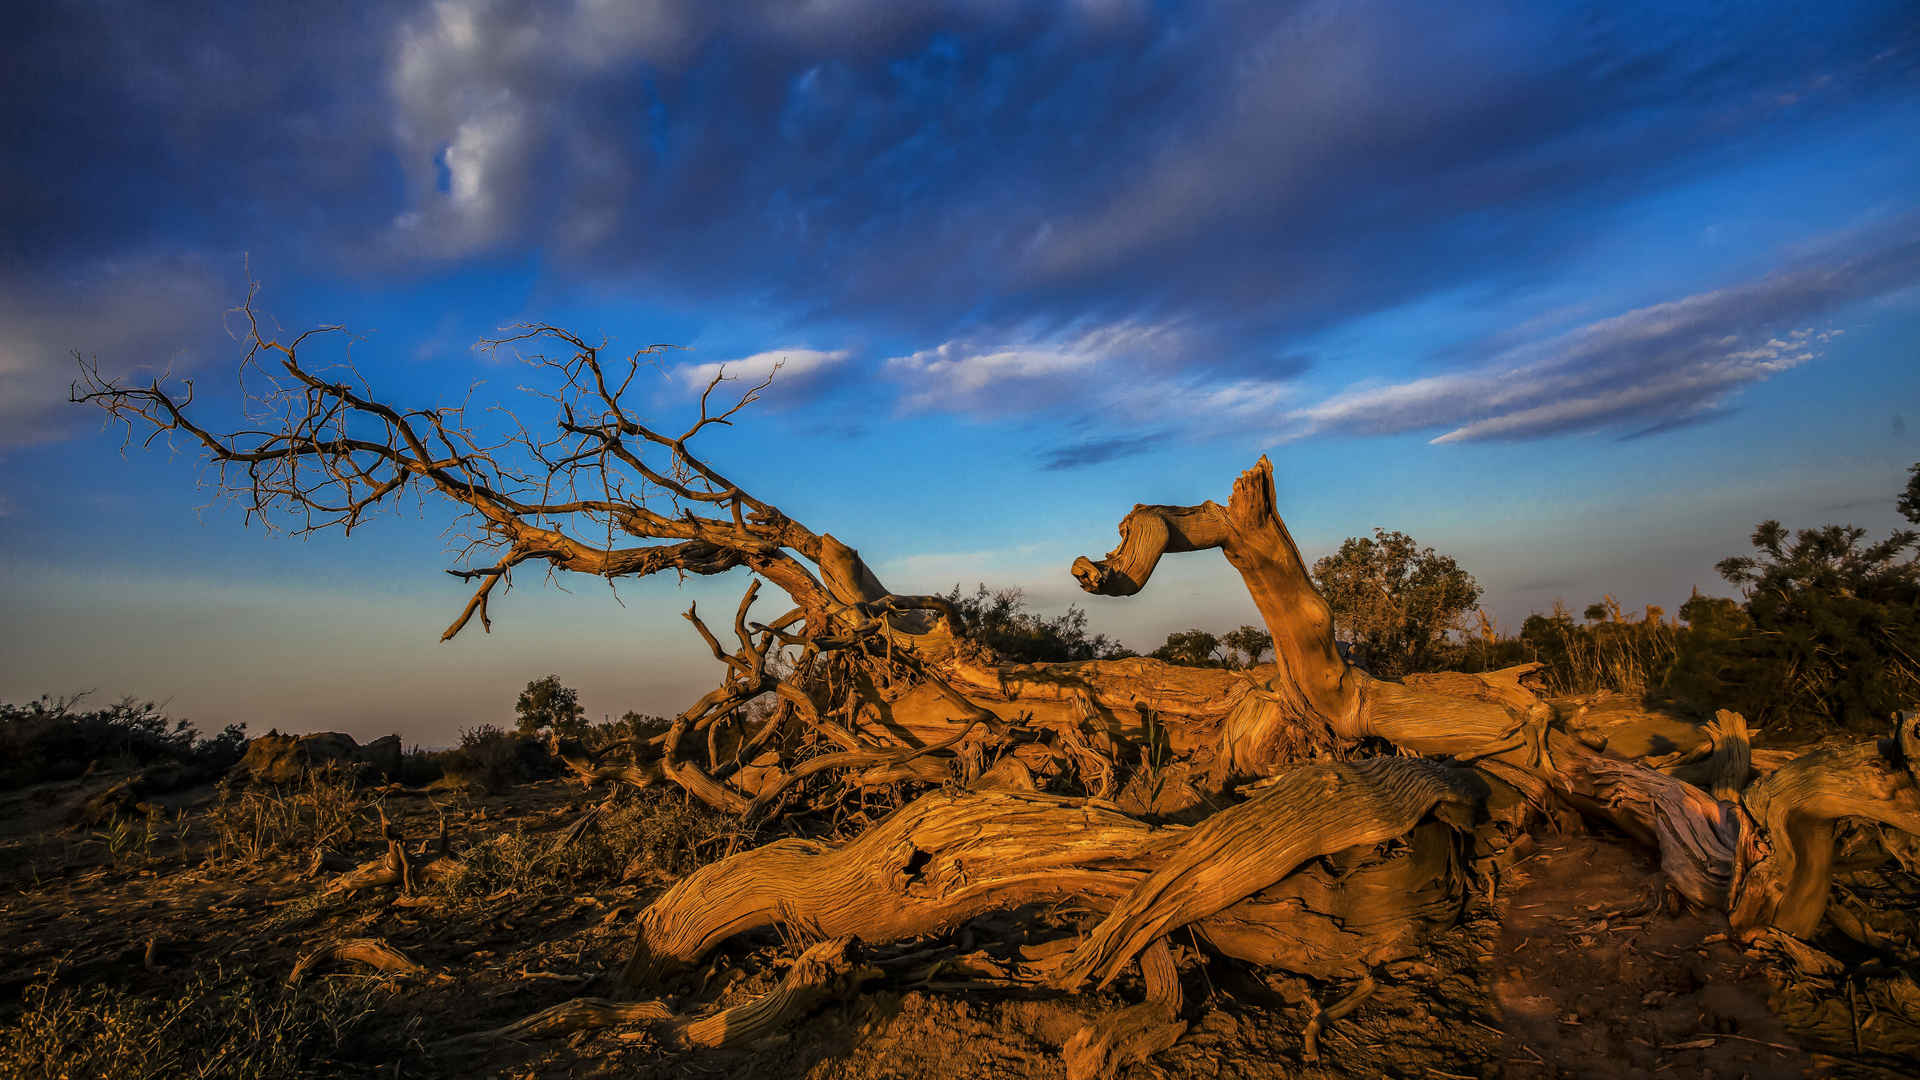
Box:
[1073,457,1356,774]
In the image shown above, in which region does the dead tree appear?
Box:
[75,301,1920,1072]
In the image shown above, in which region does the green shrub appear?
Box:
[1660,518,1919,733]
[1312,529,1482,678]
[943,584,1134,663]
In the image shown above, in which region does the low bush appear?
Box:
[436,724,556,793]
[943,584,1134,663]
[0,696,245,793]
[389,744,447,787]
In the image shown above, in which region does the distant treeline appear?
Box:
[0,696,248,792]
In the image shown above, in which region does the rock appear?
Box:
[229,731,401,785]
[361,734,403,775]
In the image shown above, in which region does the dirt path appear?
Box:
[1493,830,1811,1078]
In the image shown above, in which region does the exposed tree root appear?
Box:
[322,809,457,898]
[1302,972,1377,1063]
[1061,938,1185,1080]
[466,937,877,1050]
[288,937,427,985]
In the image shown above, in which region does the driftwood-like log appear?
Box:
[1192,820,1463,978]
[621,757,1478,992]
[1049,756,1479,990]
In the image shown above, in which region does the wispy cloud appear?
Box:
[0,254,231,445]
[883,316,1308,466]
[671,346,853,409]
[885,320,1190,414]
[1038,432,1166,471]
[1281,219,1920,444]
[885,342,1098,411]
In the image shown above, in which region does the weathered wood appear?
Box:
[621,756,1479,994]
[1050,756,1479,990]
[1731,736,1920,938]
[1071,458,1357,778]
[1192,820,1464,978]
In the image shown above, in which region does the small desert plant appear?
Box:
[598,790,745,880]
[0,965,378,1079]
[390,744,447,787]
[434,820,646,900]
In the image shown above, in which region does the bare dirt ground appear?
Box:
[0,773,1908,1079]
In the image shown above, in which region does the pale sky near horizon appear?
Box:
[3,1,1918,746]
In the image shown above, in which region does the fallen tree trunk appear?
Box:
[76,325,1920,1073]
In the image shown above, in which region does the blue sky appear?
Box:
[3,1,1917,744]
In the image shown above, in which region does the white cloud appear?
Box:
[882,316,1308,469]
[886,342,1095,408]
[676,347,850,388]
[384,0,666,258]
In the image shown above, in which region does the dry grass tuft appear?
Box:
[1,965,379,1080]
[203,767,367,863]
[434,789,744,901]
